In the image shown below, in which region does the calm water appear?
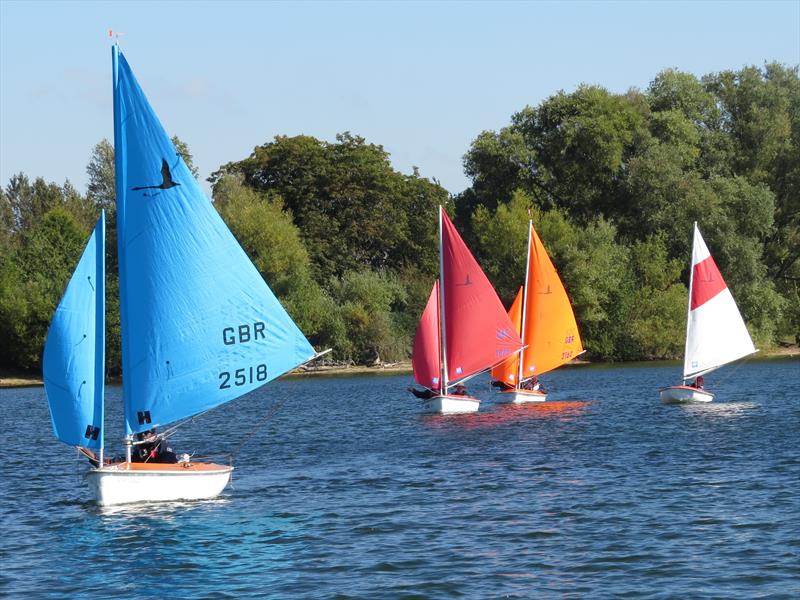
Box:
[1,358,799,598]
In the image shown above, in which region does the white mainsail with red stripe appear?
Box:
[683,223,757,380]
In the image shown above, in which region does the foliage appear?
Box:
[211,132,446,280]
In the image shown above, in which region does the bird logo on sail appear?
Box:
[456,274,473,286]
[132,158,181,194]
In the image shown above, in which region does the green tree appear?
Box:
[212,132,446,280]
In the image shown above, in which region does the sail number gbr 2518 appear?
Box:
[219,364,268,389]
[219,321,268,389]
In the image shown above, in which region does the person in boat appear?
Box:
[452,383,468,396]
[521,376,546,393]
[692,375,705,390]
[491,379,515,391]
[408,386,437,400]
[132,428,178,463]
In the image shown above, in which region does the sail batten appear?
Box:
[113,49,316,434]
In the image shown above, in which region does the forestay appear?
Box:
[112,47,316,435]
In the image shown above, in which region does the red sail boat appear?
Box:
[411,207,523,414]
[491,220,584,402]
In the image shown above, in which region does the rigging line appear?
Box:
[711,352,759,389]
[227,394,290,458]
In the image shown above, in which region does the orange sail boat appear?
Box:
[411,207,523,414]
[491,220,584,402]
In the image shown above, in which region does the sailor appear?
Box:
[132,429,178,463]
[408,386,437,400]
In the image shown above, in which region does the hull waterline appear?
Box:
[659,385,714,404]
[496,388,547,403]
[422,394,480,414]
[87,461,234,506]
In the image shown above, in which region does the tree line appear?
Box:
[1,63,797,374]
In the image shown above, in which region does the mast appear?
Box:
[438,206,449,394]
[96,211,106,467]
[682,222,697,384]
[112,44,132,462]
[517,220,533,384]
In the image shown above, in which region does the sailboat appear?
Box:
[491,220,584,403]
[411,207,523,414]
[660,223,757,403]
[42,46,325,506]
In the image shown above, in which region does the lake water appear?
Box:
[1,358,798,598]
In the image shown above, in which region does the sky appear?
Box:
[1,1,799,197]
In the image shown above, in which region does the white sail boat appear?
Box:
[42,45,325,506]
[660,223,757,403]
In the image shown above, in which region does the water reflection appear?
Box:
[421,401,589,429]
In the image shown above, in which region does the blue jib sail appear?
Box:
[112,47,316,435]
[43,211,105,449]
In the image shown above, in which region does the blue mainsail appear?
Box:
[112,47,317,435]
[43,212,106,449]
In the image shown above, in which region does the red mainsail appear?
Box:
[412,280,441,389]
[440,209,522,384]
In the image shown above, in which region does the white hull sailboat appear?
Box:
[499,388,547,404]
[421,394,481,415]
[42,46,325,506]
[492,220,584,403]
[660,223,757,404]
[88,462,234,506]
[410,208,523,415]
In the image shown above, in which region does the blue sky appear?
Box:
[1,1,798,196]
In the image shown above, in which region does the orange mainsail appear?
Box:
[491,221,583,384]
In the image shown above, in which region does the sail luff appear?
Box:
[681,223,697,382]
[95,211,106,450]
[111,44,134,437]
[517,220,533,383]
[438,206,449,392]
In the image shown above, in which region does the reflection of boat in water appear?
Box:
[660,223,757,404]
[42,45,325,506]
[422,401,590,429]
[491,220,584,403]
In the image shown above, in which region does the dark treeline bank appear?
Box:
[1,64,798,374]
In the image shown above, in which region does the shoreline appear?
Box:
[2,347,797,389]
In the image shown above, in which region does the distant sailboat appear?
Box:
[42,46,326,506]
[411,207,523,414]
[660,223,757,403]
[491,220,584,402]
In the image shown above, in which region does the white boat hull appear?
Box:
[497,388,547,403]
[422,394,480,414]
[659,385,714,403]
[87,461,234,506]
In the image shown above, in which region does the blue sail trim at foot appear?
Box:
[113,49,316,435]
[43,211,105,449]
